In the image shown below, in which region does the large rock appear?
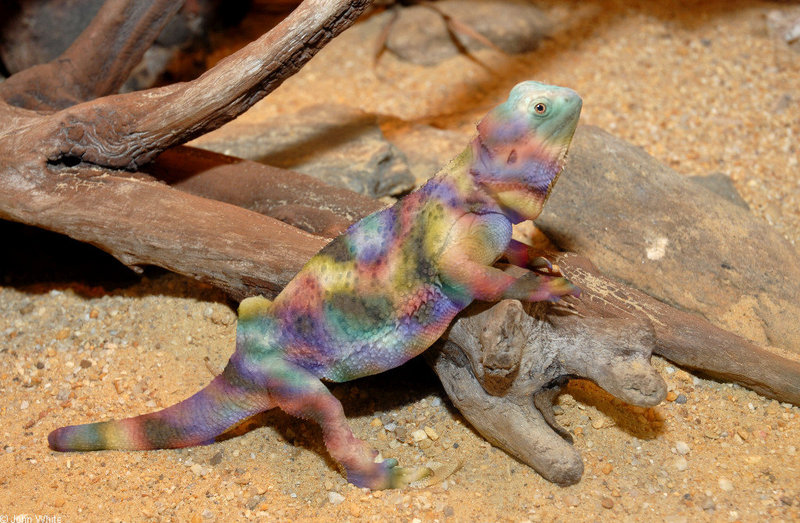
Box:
[194,104,414,198]
[537,125,800,353]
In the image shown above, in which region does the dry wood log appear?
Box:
[1,0,184,110]
[143,146,800,407]
[0,0,370,300]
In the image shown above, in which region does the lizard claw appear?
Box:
[529,256,554,273]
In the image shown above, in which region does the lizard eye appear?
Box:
[533,102,547,115]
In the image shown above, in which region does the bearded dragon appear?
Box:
[48,81,583,489]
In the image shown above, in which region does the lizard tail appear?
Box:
[48,356,273,451]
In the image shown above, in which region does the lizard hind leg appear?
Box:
[48,356,276,452]
[264,356,431,489]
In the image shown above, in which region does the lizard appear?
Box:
[48,80,583,490]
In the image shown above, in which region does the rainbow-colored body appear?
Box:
[49,81,583,489]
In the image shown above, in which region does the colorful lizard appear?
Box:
[48,81,583,489]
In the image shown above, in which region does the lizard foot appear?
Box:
[346,457,434,490]
[508,273,581,302]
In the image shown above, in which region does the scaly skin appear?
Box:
[48,81,583,489]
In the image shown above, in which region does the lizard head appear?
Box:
[471,81,582,223]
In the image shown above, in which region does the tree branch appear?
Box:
[0,0,184,110]
[39,0,370,170]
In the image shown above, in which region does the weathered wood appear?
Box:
[0,0,371,300]
[147,146,383,236]
[555,252,800,405]
[33,0,371,170]
[0,0,184,110]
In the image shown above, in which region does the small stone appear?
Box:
[328,491,345,505]
[601,463,613,475]
[718,478,733,492]
[209,451,223,466]
[700,495,715,511]
[601,497,614,509]
[55,328,70,340]
[674,456,688,471]
[89,309,99,319]
[370,417,383,428]
[666,391,678,402]
[394,426,408,442]
[201,509,214,520]
[20,400,29,410]
[79,359,92,369]
[424,426,439,441]
[591,418,605,430]
[674,394,688,404]
[246,495,264,510]
[674,441,690,455]
[563,494,580,507]
[412,429,428,442]
[736,428,749,440]
[190,463,206,477]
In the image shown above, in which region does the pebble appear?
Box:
[412,429,428,442]
[674,441,690,455]
[209,451,223,466]
[601,463,613,475]
[563,494,580,507]
[328,491,345,505]
[675,394,688,404]
[666,391,678,402]
[718,478,734,492]
[424,426,439,440]
[674,457,688,471]
[601,497,614,509]
[20,400,29,410]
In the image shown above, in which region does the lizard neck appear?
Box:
[431,145,504,216]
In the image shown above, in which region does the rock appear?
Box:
[689,173,749,210]
[384,0,550,66]
[386,124,466,185]
[328,491,345,505]
[412,429,428,442]
[718,478,734,492]
[538,125,800,355]
[766,9,800,53]
[675,441,690,455]
[194,104,414,198]
[674,457,688,471]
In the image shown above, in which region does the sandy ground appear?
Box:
[1,1,799,521]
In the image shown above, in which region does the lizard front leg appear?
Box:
[438,214,578,302]
[503,238,555,272]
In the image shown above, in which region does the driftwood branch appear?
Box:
[38,0,369,170]
[139,147,800,406]
[555,253,800,405]
[0,0,184,110]
[0,0,372,300]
